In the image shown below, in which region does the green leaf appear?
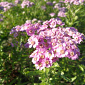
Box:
[61,71,64,75]
[40,82,47,85]
[71,76,77,82]
[61,75,70,82]
[74,16,78,20]
[75,8,81,13]
[54,62,60,67]
[78,65,84,72]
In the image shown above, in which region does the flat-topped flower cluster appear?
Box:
[0,2,14,12]
[64,0,84,5]
[10,18,85,70]
[15,0,21,4]
[21,0,34,8]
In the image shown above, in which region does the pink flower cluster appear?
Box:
[0,2,14,12]
[10,18,85,70]
[15,0,21,4]
[54,3,66,17]
[21,0,34,8]
[10,19,42,35]
[58,11,66,17]
[25,18,84,70]
[10,25,21,37]
[41,6,46,10]
[64,0,84,5]
[46,2,53,6]
[10,19,42,37]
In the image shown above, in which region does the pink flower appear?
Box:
[46,2,53,6]
[35,61,45,70]
[32,56,39,64]
[15,25,21,32]
[58,11,66,17]
[41,6,46,10]
[14,33,18,37]
[28,35,39,48]
[15,0,21,4]
[43,58,52,68]
[49,13,55,17]
[53,1,56,4]
[26,26,35,36]
[50,20,57,28]
[53,3,60,9]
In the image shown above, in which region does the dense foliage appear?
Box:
[0,0,85,85]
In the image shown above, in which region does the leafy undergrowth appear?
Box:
[0,0,85,85]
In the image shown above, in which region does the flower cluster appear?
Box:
[10,18,85,70]
[54,3,66,17]
[54,0,84,17]
[41,6,46,10]
[10,19,42,47]
[46,2,53,6]
[0,2,14,12]
[26,18,84,70]
[10,19,42,36]
[15,0,21,4]
[58,10,66,17]
[64,0,84,5]
[10,25,21,37]
[21,0,34,8]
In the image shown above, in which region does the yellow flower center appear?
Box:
[52,43,56,46]
[49,53,52,56]
[45,43,48,47]
[38,62,42,67]
[29,30,32,33]
[40,44,43,48]
[41,55,44,59]
[60,50,65,54]
[66,46,70,49]
[75,37,78,41]
[53,50,56,54]
[34,57,37,61]
[59,44,62,47]
[31,41,35,45]
[45,60,49,65]
[58,40,62,43]
[74,45,77,48]
[70,52,74,56]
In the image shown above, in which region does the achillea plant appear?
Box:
[21,0,34,8]
[15,0,21,4]
[10,18,85,70]
[64,0,84,5]
[0,2,14,12]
